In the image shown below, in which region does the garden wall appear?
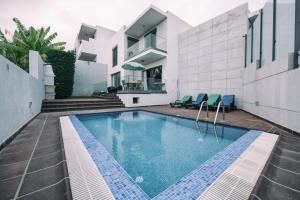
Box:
[0,51,45,145]
[72,60,107,96]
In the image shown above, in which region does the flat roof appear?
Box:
[125,5,167,38]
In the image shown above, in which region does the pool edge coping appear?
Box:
[60,112,278,200]
[198,132,278,199]
[60,116,116,200]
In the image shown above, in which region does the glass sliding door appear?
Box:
[144,29,157,49]
[146,66,162,91]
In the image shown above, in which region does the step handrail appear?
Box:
[196,101,208,121]
[213,101,225,125]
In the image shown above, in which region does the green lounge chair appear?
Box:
[170,96,192,107]
[206,94,221,108]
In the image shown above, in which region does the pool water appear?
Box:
[77,111,248,198]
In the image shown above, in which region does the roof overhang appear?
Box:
[125,49,167,65]
[78,52,97,62]
[78,23,97,41]
[125,6,167,38]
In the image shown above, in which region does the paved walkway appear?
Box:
[0,113,71,200]
[0,106,298,200]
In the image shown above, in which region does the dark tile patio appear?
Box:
[0,105,298,200]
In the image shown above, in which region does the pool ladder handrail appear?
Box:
[196,101,209,121]
[213,101,225,125]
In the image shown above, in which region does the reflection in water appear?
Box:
[112,135,118,160]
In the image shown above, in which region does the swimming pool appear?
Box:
[70,110,255,199]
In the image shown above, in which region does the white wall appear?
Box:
[72,60,107,96]
[106,27,126,86]
[242,55,300,133]
[94,26,116,63]
[178,4,248,107]
[117,93,170,107]
[166,11,193,101]
[0,51,45,145]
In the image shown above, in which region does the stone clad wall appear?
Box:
[178,4,248,107]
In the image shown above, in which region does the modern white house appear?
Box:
[74,5,192,105]
[74,2,300,133]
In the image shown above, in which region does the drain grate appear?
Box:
[199,173,253,200]
[198,133,278,200]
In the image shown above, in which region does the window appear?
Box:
[111,72,121,87]
[295,0,300,68]
[244,34,247,68]
[112,46,118,67]
[133,97,139,104]
[127,37,138,48]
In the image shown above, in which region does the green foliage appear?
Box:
[46,50,75,99]
[0,18,66,71]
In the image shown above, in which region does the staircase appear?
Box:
[41,94,125,112]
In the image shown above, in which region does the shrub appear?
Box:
[46,50,75,98]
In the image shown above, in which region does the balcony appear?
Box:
[78,23,96,41]
[117,74,166,94]
[126,33,167,64]
[77,39,97,62]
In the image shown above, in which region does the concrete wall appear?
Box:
[242,0,299,133]
[178,4,248,107]
[242,55,300,133]
[0,51,45,145]
[72,60,107,96]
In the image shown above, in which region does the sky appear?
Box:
[0,0,267,50]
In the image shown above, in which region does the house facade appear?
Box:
[74,2,300,133]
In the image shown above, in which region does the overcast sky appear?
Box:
[0,0,267,50]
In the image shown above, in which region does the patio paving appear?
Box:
[0,105,298,200]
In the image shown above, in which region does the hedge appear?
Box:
[46,50,75,99]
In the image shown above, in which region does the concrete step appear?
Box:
[41,97,125,112]
[43,99,121,105]
[41,104,125,112]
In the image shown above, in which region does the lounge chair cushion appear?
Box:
[222,95,235,107]
[192,93,208,106]
[207,94,221,106]
[171,96,192,107]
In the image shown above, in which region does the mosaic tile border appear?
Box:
[69,111,261,200]
[69,115,150,200]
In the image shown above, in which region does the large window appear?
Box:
[112,46,118,67]
[111,72,121,87]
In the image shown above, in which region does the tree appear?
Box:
[0,18,66,71]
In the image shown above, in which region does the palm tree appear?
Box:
[0,18,66,71]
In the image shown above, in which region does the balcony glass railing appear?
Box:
[126,33,167,59]
[118,74,166,93]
